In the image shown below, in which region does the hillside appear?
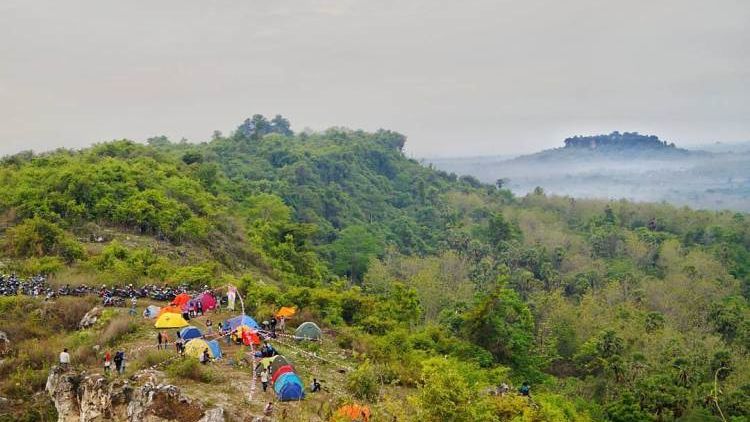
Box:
[430,132,750,212]
[1,118,750,421]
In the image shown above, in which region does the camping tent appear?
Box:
[226,314,260,331]
[334,404,371,422]
[180,326,202,341]
[270,364,294,384]
[143,305,161,319]
[256,356,276,375]
[268,355,291,375]
[158,305,184,317]
[154,312,189,329]
[294,322,322,341]
[240,328,261,346]
[274,372,304,401]
[172,292,191,308]
[196,292,217,311]
[184,338,219,360]
[275,307,296,319]
[207,339,222,360]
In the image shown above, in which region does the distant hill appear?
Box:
[429,132,750,211]
[563,131,682,151]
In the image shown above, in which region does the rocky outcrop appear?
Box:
[0,330,10,356]
[78,307,103,329]
[46,366,224,422]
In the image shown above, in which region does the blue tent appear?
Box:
[180,326,202,341]
[207,339,222,360]
[143,305,161,319]
[274,372,304,401]
[226,314,260,330]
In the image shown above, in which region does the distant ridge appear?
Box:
[563,131,682,151]
[509,131,697,162]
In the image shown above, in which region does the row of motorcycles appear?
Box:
[0,274,197,307]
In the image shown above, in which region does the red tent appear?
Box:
[271,365,294,384]
[172,293,191,309]
[197,292,217,311]
[241,329,261,346]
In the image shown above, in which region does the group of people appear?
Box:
[260,316,286,334]
[58,348,126,375]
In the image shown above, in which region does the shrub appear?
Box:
[346,361,379,402]
[3,217,84,263]
[138,349,173,370]
[166,358,214,383]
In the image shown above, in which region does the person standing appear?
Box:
[260,368,269,392]
[278,316,286,333]
[197,300,204,316]
[129,296,137,316]
[118,351,126,374]
[59,348,70,370]
[206,318,213,335]
[113,351,123,374]
[157,331,163,350]
[104,351,112,373]
[227,285,237,311]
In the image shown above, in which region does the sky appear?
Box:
[1,0,748,158]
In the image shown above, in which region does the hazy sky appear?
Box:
[1,0,748,157]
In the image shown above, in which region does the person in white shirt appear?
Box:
[260,368,269,392]
[59,348,70,369]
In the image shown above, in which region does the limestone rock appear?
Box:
[0,331,10,356]
[46,366,222,422]
[78,307,103,329]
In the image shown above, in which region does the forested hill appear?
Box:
[1,116,749,421]
[563,132,685,152]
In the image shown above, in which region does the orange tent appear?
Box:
[333,404,371,422]
[172,293,191,308]
[275,307,296,318]
[158,305,184,317]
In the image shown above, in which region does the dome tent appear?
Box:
[143,305,161,319]
[334,404,371,422]
[158,305,183,317]
[226,314,260,331]
[275,307,296,319]
[179,326,202,341]
[207,339,222,360]
[268,355,291,375]
[196,292,217,311]
[270,365,294,384]
[274,372,304,401]
[184,338,220,360]
[154,312,189,329]
[294,322,322,341]
[172,293,191,309]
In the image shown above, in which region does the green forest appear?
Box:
[1,115,749,421]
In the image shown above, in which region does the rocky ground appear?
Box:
[40,301,356,422]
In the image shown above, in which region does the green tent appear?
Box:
[294,322,322,341]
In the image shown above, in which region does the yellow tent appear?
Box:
[184,338,217,359]
[275,307,296,318]
[154,312,189,329]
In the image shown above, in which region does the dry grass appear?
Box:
[44,296,97,330]
[100,315,138,346]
